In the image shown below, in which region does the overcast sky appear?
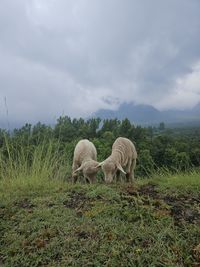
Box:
[0,0,200,127]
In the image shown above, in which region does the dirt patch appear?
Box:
[137,185,200,225]
[14,198,35,209]
[164,195,199,205]
[74,226,99,240]
[123,184,138,195]
[75,230,91,239]
[123,183,159,198]
[124,183,200,225]
[142,238,154,248]
[164,195,200,225]
[63,190,93,216]
[138,184,159,198]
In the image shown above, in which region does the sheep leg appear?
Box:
[126,172,131,182]
[129,158,136,182]
[125,160,132,182]
[84,176,90,183]
[73,176,78,183]
[89,176,96,184]
[116,170,122,182]
[85,174,96,184]
[72,162,79,183]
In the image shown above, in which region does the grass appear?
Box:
[158,171,200,193]
[0,173,200,266]
[0,141,200,266]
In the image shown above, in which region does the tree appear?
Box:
[54,116,76,142]
[32,122,52,144]
[190,148,200,167]
[132,126,147,144]
[137,149,155,177]
[87,118,101,138]
[164,147,177,169]
[119,118,132,138]
[159,122,165,131]
[173,152,191,171]
[151,135,174,166]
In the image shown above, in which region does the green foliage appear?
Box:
[157,171,200,194]
[137,149,155,177]
[0,117,200,266]
[0,117,200,179]
[173,152,191,171]
[54,116,76,142]
[99,118,120,136]
[0,136,71,183]
[93,131,116,162]
[190,148,200,166]
[118,118,134,138]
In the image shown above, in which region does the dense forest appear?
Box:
[0,116,200,179]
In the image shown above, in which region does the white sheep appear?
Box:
[97,137,137,183]
[72,139,99,183]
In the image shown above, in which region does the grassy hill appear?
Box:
[0,125,199,266]
[0,172,199,267]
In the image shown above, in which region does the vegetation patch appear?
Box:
[1,175,200,266]
[0,119,200,266]
[122,181,200,226]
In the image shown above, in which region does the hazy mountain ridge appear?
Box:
[94,102,200,125]
[1,102,200,130]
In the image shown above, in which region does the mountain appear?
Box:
[93,102,200,125]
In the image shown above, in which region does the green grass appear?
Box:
[0,172,200,267]
[158,171,200,192]
[0,141,200,266]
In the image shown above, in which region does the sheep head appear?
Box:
[73,160,100,181]
[97,159,126,183]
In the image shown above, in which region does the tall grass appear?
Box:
[0,136,72,195]
[0,133,199,195]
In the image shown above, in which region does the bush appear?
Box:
[173,152,191,171]
[136,149,155,177]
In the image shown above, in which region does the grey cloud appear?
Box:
[0,0,200,126]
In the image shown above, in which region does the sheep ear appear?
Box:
[117,165,126,175]
[95,161,104,168]
[73,165,83,174]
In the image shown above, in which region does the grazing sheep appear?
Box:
[97,137,137,183]
[72,139,99,183]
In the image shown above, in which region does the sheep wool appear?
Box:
[99,137,137,183]
[72,139,99,183]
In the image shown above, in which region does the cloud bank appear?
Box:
[0,0,200,126]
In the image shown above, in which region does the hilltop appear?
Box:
[0,173,199,266]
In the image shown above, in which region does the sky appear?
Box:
[0,0,200,127]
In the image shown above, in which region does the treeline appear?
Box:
[0,116,200,177]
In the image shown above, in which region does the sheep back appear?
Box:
[112,137,137,166]
[73,139,97,167]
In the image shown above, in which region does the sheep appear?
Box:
[72,139,99,183]
[97,137,137,183]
